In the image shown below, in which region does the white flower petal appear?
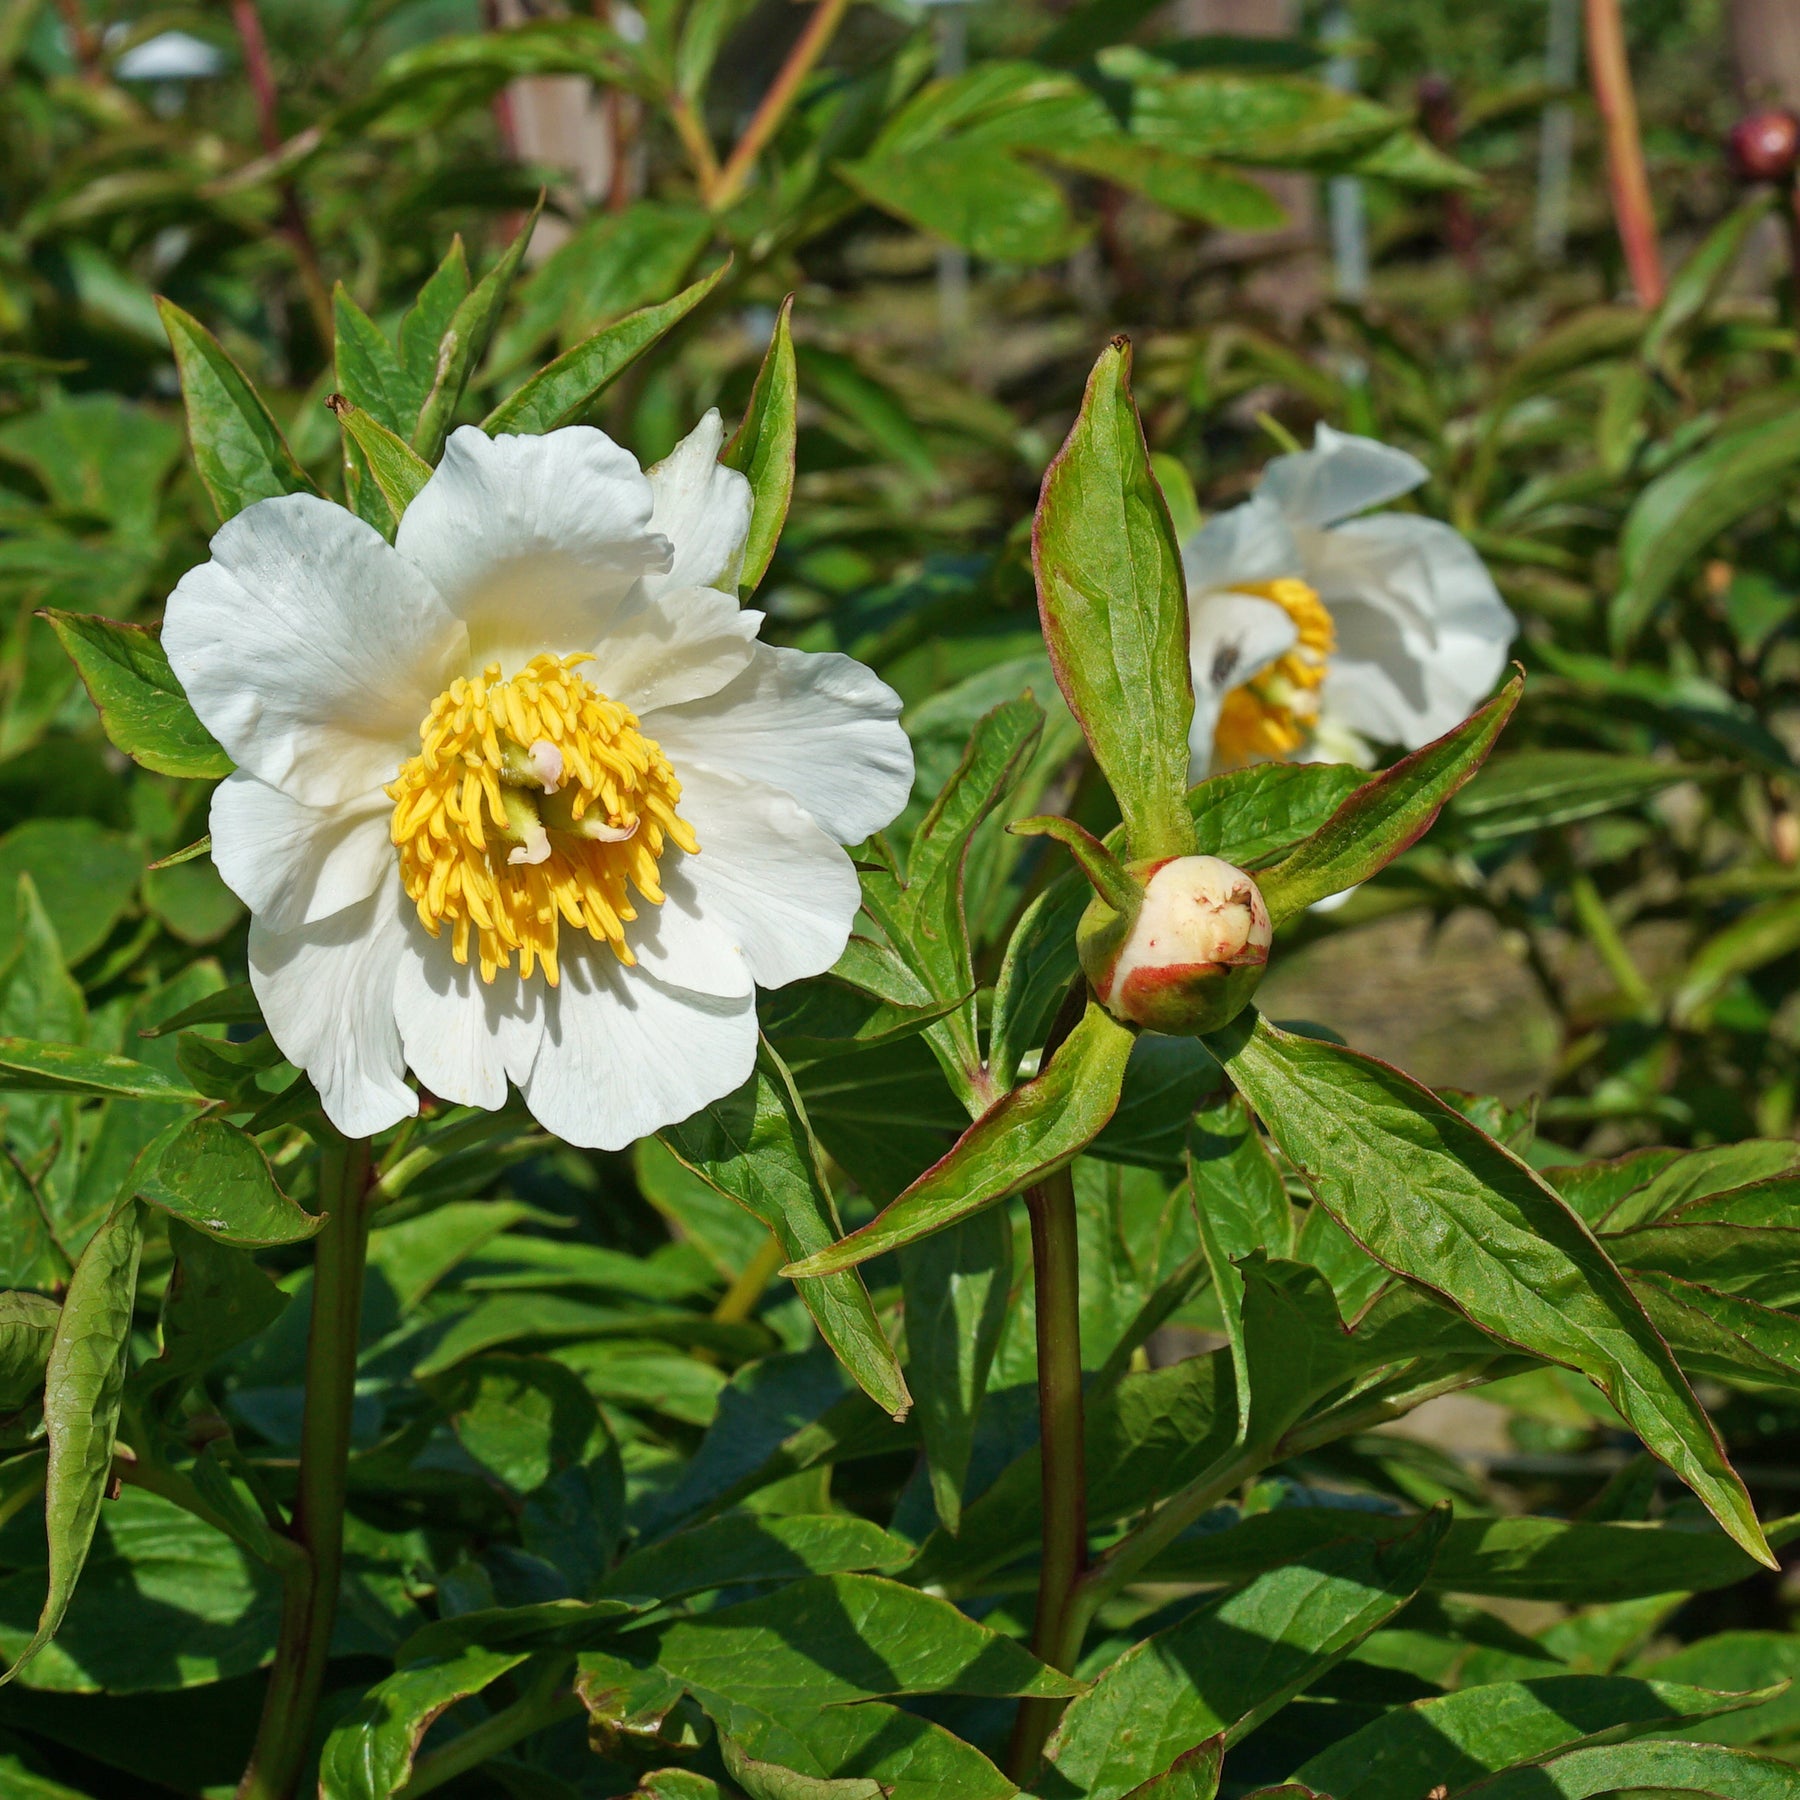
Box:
[1260,423,1428,527]
[1181,495,1299,595]
[669,767,862,990]
[596,586,762,715]
[1320,606,1511,748]
[519,952,757,1150]
[395,426,671,669]
[624,876,754,1000]
[392,928,540,1114]
[210,772,393,932]
[1309,512,1517,649]
[1185,591,1299,781]
[645,644,913,844]
[164,494,465,806]
[644,409,753,601]
[249,877,416,1139]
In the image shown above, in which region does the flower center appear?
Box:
[387,653,697,986]
[1212,577,1336,769]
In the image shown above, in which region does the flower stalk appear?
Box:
[1584,0,1664,307]
[708,0,853,210]
[238,1135,374,1800]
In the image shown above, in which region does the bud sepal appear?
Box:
[1077,853,1271,1036]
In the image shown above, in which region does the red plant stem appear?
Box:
[708,0,852,210]
[54,0,101,81]
[229,0,334,349]
[1584,0,1665,307]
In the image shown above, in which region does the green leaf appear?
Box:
[482,259,731,437]
[663,1047,910,1419]
[396,237,472,422]
[839,145,1087,264]
[900,1206,1012,1533]
[911,1349,1237,1595]
[722,294,797,596]
[1674,893,1800,1026]
[642,1572,1082,1707]
[1446,750,1708,843]
[1044,1511,1447,1800]
[332,283,408,433]
[1034,338,1195,861]
[1612,400,1800,647]
[42,613,232,781]
[1294,1674,1785,1800]
[1257,676,1520,923]
[1140,1509,1800,1601]
[316,1646,530,1800]
[147,1218,289,1397]
[134,1117,321,1247]
[0,1292,58,1411]
[0,1040,202,1104]
[155,298,318,522]
[603,1512,911,1604]
[1207,1012,1772,1567]
[720,1701,1016,1800]
[783,1002,1135,1276]
[400,1599,642,1664]
[860,695,1044,1108]
[1117,1739,1225,1800]
[0,1486,280,1694]
[2,1200,143,1686]
[412,197,544,459]
[1455,1739,1800,1800]
[1644,191,1779,370]
[330,397,434,524]
[1632,1633,1800,1746]
[0,820,142,965]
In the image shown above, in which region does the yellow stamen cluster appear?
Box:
[1212,577,1336,769]
[387,653,697,985]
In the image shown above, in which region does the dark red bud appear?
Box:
[1728,110,1800,183]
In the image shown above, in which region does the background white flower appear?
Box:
[164,416,913,1149]
[1180,424,1517,779]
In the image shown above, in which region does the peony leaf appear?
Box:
[782,1000,1135,1276]
[0,1037,203,1103]
[156,298,319,522]
[316,1645,531,1800]
[1044,1511,1448,1800]
[722,293,797,596]
[1207,1010,1773,1567]
[43,611,232,780]
[134,1116,322,1247]
[1117,1738,1226,1800]
[859,694,1044,1110]
[0,1199,143,1686]
[899,1205,1012,1534]
[1452,1738,1800,1800]
[603,1513,911,1605]
[411,195,543,459]
[1295,1674,1787,1800]
[663,1046,911,1419]
[1034,337,1196,862]
[328,395,433,528]
[482,258,731,437]
[0,1291,59,1411]
[1255,673,1520,923]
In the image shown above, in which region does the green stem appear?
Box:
[1006,1162,1088,1781]
[397,1659,579,1799]
[237,1136,373,1800]
[1569,873,1656,1021]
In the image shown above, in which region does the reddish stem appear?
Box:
[1585,0,1665,307]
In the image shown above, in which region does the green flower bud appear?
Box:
[1078,853,1271,1036]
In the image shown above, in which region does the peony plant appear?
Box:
[7,277,1795,1800]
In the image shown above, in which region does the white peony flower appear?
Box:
[164,416,913,1149]
[1180,424,1516,780]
